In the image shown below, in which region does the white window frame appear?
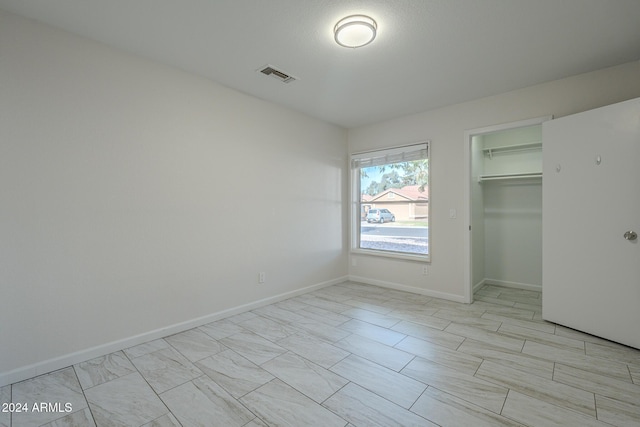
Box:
[350,142,430,262]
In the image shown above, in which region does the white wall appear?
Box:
[0,11,348,384]
[483,180,542,288]
[348,60,640,301]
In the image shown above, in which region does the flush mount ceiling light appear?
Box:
[334,15,377,48]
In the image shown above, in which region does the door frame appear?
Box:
[462,115,552,303]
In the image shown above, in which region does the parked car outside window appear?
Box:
[366,209,395,223]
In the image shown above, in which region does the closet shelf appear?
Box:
[478,172,542,183]
[483,142,541,159]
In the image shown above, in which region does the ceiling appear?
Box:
[1,0,640,128]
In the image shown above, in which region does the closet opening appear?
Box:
[463,116,551,303]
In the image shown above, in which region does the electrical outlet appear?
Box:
[422,266,429,275]
[258,272,266,283]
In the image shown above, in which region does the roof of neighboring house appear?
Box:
[362,185,429,202]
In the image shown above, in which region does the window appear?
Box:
[351,143,429,260]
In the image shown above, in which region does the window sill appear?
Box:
[351,248,430,263]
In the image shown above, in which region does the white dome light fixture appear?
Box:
[334,15,377,48]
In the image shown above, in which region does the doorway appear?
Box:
[463,116,551,303]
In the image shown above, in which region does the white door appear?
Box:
[543,97,640,349]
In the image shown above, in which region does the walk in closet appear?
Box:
[470,124,542,293]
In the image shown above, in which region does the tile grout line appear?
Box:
[70,364,97,427]
[122,341,176,426]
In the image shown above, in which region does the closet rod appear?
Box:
[478,172,542,183]
[483,142,542,159]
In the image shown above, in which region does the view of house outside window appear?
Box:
[354,146,429,258]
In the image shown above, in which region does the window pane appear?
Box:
[359,159,429,256]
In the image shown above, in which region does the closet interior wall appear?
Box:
[471,125,543,292]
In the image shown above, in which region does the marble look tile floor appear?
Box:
[2,282,640,426]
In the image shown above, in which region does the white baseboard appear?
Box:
[0,276,347,388]
[473,278,487,293]
[482,278,542,292]
[348,275,467,303]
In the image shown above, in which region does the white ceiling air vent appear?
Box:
[258,65,296,84]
